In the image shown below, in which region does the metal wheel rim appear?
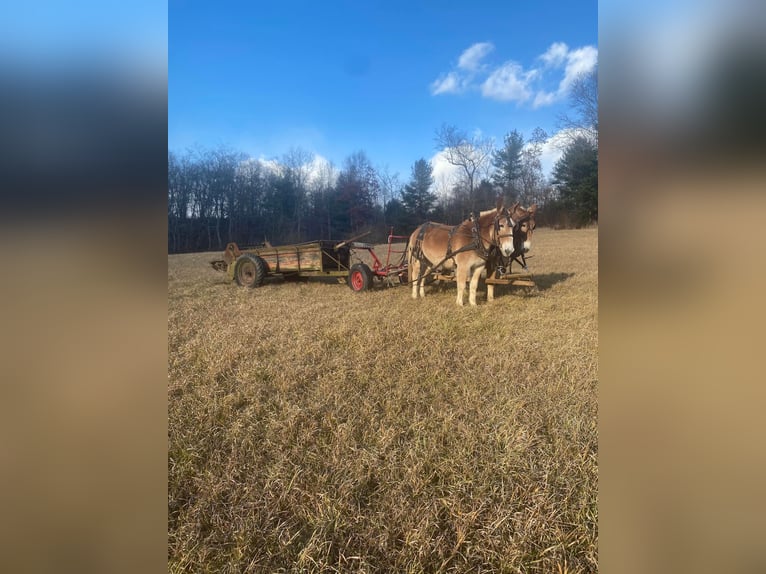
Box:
[351,270,364,290]
[238,261,255,284]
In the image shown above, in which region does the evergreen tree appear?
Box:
[475,179,496,209]
[551,136,598,226]
[491,130,524,200]
[383,197,408,233]
[400,158,436,226]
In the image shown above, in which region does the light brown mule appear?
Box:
[408,203,516,306]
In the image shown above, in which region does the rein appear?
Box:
[496,214,535,272]
[411,210,515,284]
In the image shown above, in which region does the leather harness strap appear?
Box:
[412,210,513,283]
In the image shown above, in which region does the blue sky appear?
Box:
[169,0,597,182]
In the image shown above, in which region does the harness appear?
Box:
[411,210,514,284]
[491,214,535,275]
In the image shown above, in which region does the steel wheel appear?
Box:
[234,254,266,288]
[348,263,373,292]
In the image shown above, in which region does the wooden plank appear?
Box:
[417,270,535,286]
[486,273,535,286]
[242,244,323,273]
[294,271,349,277]
[238,240,351,273]
[433,273,455,282]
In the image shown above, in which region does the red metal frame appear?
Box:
[372,227,408,278]
[350,227,408,281]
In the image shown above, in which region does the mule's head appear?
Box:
[516,220,533,253]
[492,205,516,257]
[512,204,537,254]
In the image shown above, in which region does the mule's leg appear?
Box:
[469,266,483,306]
[419,265,431,298]
[486,257,496,302]
[455,264,467,306]
[410,259,420,299]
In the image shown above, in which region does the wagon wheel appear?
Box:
[348,263,373,292]
[234,254,266,288]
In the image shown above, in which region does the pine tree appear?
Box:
[400,158,436,226]
[491,130,524,201]
[551,136,598,225]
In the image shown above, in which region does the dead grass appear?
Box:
[168,228,598,573]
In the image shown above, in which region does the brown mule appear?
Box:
[408,202,517,306]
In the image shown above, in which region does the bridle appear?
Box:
[410,209,515,284]
[493,208,516,243]
[487,212,535,276]
[470,208,515,260]
[509,215,535,270]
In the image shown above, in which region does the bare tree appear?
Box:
[376,164,401,227]
[282,147,314,241]
[557,67,598,145]
[519,146,544,206]
[517,127,550,207]
[335,151,380,235]
[434,123,495,211]
[307,159,337,239]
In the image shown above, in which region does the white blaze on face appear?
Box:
[498,218,514,256]
[521,221,532,252]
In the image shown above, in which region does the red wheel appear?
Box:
[348,263,373,292]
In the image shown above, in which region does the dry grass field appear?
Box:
[168,228,598,573]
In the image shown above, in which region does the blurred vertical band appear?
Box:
[601,1,766,573]
[0,3,167,574]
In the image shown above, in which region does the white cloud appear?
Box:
[540,42,569,67]
[458,42,494,71]
[430,42,494,95]
[560,45,598,92]
[481,62,533,102]
[236,156,283,177]
[431,41,598,108]
[430,71,462,95]
[536,132,566,177]
[429,151,463,197]
[532,90,558,108]
[528,43,597,105]
[304,154,337,187]
[536,128,595,177]
[236,153,337,187]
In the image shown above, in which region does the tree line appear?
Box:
[168,72,598,253]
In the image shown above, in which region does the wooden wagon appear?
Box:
[210,231,409,291]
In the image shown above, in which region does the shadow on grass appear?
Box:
[532,272,575,291]
[417,272,575,295]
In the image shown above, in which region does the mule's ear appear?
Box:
[496,196,504,211]
[528,204,538,213]
[511,201,520,212]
